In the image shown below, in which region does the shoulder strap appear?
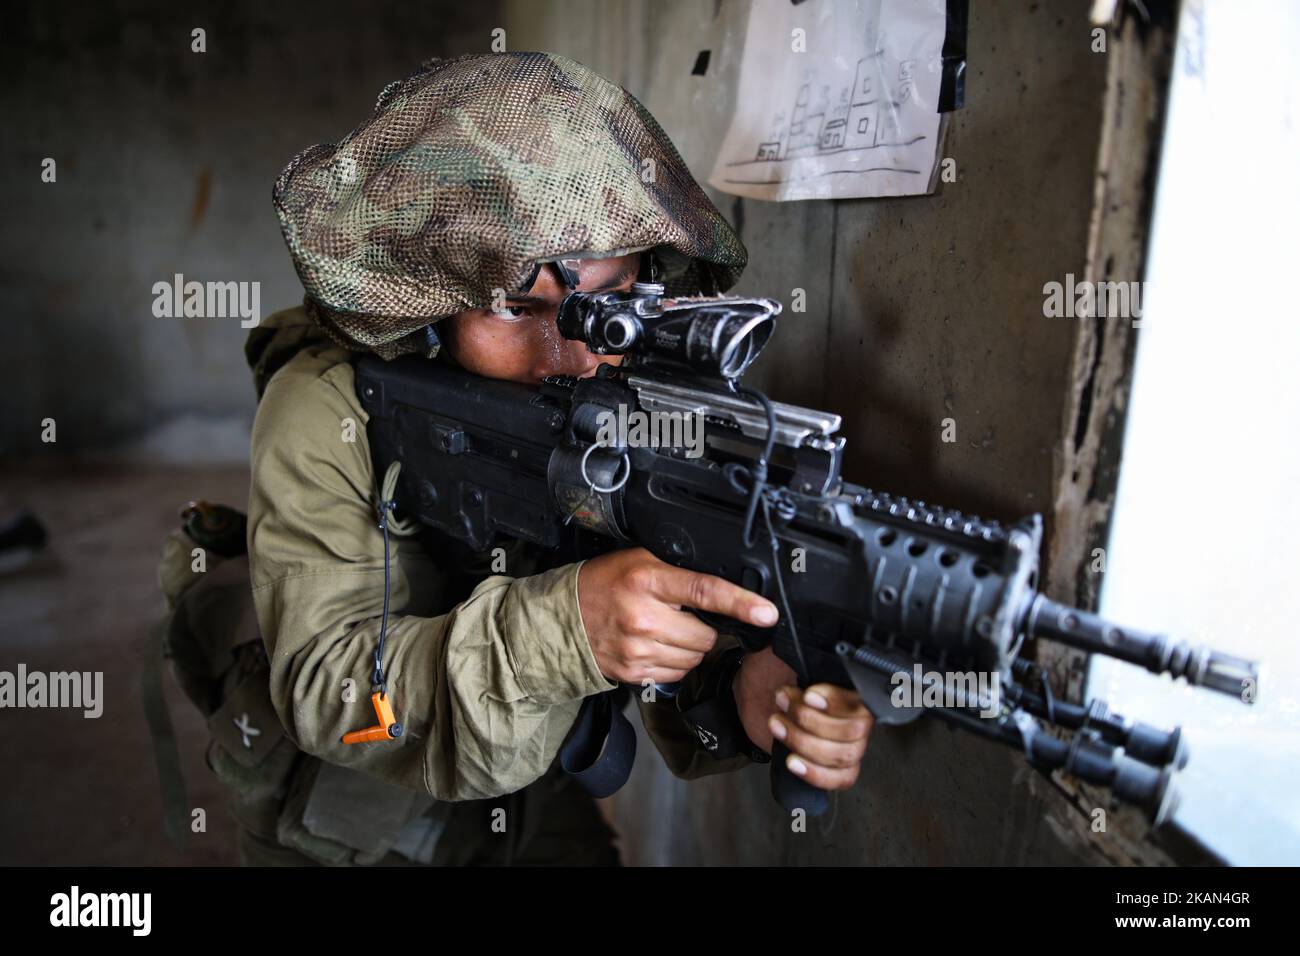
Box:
[142,617,189,853]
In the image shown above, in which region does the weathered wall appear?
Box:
[1,0,1158,865]
[0,0,498,460]
[503,0,1120,865]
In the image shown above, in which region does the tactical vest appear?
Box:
[147,501,597,865]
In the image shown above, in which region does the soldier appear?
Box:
[169,52,874,866]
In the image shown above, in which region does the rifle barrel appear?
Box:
[1022,594,1258,700]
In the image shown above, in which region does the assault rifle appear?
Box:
[354,283,1258,823]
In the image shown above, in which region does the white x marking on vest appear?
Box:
[233,713,261,750]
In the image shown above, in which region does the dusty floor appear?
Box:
[0,462,247,865]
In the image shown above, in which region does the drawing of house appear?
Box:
[751,53,901,161]
[786,83,823,155]
[844,55,881,149]
[820,118,846,150]
[789,84,811,137]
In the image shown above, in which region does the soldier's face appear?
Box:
[440,253,640,385]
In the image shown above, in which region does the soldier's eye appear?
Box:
[492,305,530,320]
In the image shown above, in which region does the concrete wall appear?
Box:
[503,0,1118,865]
[1,0,498,460]
[2,0,1145,864]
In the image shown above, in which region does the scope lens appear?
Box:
[603,315,637,350]
[714,312,774,379]
[719,331,751,378]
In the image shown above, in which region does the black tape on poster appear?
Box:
[940,0,969,112]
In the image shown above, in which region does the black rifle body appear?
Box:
[353,292,1256,824]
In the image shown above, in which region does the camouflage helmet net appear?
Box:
[273,51,748,360]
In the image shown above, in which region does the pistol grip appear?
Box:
[770,740,831,817]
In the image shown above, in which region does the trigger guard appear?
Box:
[689,608,769,654]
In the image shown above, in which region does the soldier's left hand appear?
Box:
[733,647,873,791]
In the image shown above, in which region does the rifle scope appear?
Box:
[557,284,779,382]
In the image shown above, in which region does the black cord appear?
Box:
[761,497,808,683]
[374,498,395,695]
[724,386,810,684]
[726,387,776,548]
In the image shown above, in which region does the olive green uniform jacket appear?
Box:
[232,304,749,863]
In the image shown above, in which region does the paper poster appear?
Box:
[708,0,950,202]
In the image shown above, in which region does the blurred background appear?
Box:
[2,0,1292,866]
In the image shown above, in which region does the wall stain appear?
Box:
[188,165,212,235]
[906,797,946,866]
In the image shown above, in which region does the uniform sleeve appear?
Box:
[634,635,756,779]
[247,358,616,802]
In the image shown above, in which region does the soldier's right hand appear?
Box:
[577,547,779,685]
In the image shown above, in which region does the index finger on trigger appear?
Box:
[654,565,779,628]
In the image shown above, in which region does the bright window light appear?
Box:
[1088,0,1300,864]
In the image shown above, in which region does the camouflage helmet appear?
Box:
[273,51,748,359]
